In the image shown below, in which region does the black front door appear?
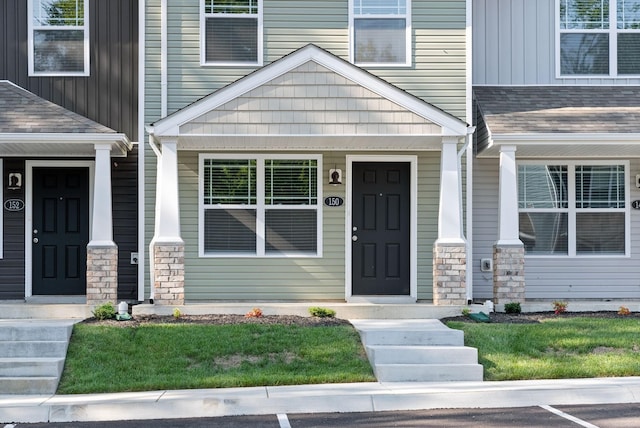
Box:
[32,168,89,295]
[352,162,410,295]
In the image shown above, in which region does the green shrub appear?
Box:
[461,308,471,317]
[504,302,522,314]
[309,307,336,318]
[92,302,116,320]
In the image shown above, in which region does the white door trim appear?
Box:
[345,155,418,303]
[25,160,95,297]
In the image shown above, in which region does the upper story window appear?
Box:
[350,0,411,67]
[518,161,628,257]
[28,0,89,76]
[558,0,640,76]
[201,0,263,66]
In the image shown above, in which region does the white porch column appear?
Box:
[152,139,184,305]
[87,143,118,305]
[497,145,521,245]
[494,145,525,303]
[433,136,466,305]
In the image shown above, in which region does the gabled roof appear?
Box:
[474,86,640,158]
[149,44,469,150]
[0,81,131,156]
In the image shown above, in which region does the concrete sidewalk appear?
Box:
[2,377,639,423]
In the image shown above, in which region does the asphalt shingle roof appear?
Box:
[473,86,640,135]
[0,81,117,134]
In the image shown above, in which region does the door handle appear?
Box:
[352,235,358,242]
[33,237,39,244]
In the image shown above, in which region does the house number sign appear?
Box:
[324,196,344,207]
[4,199,24,212]
[632,200,640,209]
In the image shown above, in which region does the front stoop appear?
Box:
[351,319,483,382]
[0,320,76,394]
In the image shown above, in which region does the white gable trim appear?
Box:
[149,45,468,137]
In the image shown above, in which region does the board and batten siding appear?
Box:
[171,151,439,301]
[473,0,640,85]
[156,0,467,120]
[472,158,640,300]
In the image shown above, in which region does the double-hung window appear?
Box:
[350,0,411,66]
[28,0,89,76]
[558,0,640,76]
[201,0,262,66]
[518,162,628,256]
[200,155,321,257]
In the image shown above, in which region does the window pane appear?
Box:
[203,159,256,205]
[266,209,317,254]
[560,33,609,74]
[265,160,317,205]
[205,17,257,63]
[560,0,608,29]
[33,29,84,73]
[518,165,568,209]
[354,18,406,64]
[34,0,84,26]
[354,0,406,15]
[576,212,625,254]
[618,33,640,74]
[575,165,625,208]
[204,209,256,253]
[519,212,568,255]
[204,0,258,14]
[617,0,640,28]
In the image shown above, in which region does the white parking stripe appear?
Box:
[4,424,16,428]
[540,405,600,428]
[277,413,292,428]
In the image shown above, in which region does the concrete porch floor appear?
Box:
[1,299,640,320]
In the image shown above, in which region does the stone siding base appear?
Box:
[433,243,467,305]
[153,242,185,305]
[86,245,118,306]
[493,244,525,303]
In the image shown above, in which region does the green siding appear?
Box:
[151,0,467,119]
[171,151,439,301]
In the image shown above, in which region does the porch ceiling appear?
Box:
[474,86,640,158]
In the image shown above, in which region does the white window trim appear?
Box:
[198,153,323,258]
[27,0,90,77]
[348,0,412,68]
[200,0,264,67]
[518,160,630,258]
[556,0,640,78]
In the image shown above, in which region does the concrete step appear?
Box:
[0,358,65,377]
[0,376,59,395]
[0,322,73,341]
[352,319,465,347]
[366,345,478,365]
[374,363,484,382]
[0,304,91,319]
[0,341,69,358]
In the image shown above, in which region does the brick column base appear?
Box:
[433,242,467,305]
[493,244,525,303]
[86,245,118,306]
[153,242,185,305]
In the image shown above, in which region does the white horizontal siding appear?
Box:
[473,157,640,300]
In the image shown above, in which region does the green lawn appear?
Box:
[58,323,375,394]
[446,317,640,381]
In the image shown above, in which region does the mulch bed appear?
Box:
[441,311,640,324]
[82,314,352,327]
[82,311,640,327]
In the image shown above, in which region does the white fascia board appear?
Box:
[151,45,468,137]
[0,133,132,153]
[491,133,640,145]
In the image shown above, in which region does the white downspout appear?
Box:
[161,0,168,118]
[465,0,474,303]
[147,135,163,302]
[137,0,146,302]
